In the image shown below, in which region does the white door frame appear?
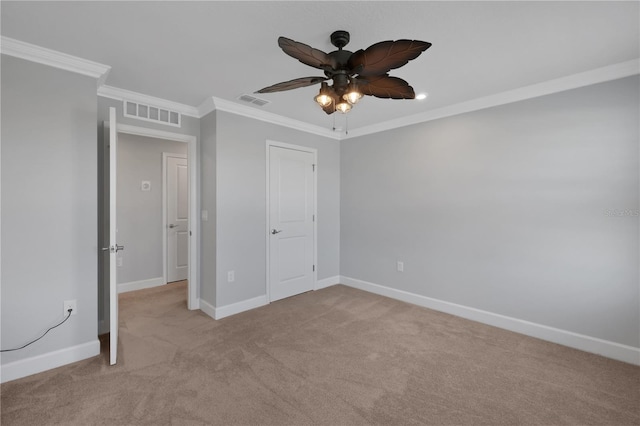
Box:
[115,123,200,310]
[162,152,188,285]
[265,140,318,302]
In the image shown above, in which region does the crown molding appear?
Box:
[98,85,200,118]
[1,36,110,84]
[197,97,216,118]
[344,59,640,140]
[6,34,633,141]
[200,97,341,140]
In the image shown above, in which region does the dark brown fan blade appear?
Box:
[278,37,338,70]
[255,76,328,94]
[356,75,416,99]
[348,40,431,76]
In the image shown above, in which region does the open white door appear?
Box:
[108,107,121,365]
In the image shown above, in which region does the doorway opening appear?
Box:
[99,118,199,353]
[114,124,198,309]
[115,134,188,294]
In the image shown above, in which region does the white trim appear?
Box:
[117,277,164,294]
[99,85,200,118]
[111,123,194,144]
[196,96,216,118]
[199,298,216,320]
[1,340,100,383]
[162,153,188,286]
[315,275,341,290]
[265,141,318,303]
[340,276,640,365]
[205,97,341,140]
[344,59,640,139]
[110,123,199,311]
[214,295,269,320]
[1,36,111,85]
[6,35,633,140]
[101,59,637,142]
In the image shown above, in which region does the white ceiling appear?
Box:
[2,1,638,132]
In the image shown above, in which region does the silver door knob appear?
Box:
[169,224,177,228]
[271,229,283,234]
[102,245,124,253]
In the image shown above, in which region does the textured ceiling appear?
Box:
[2,1,638,132]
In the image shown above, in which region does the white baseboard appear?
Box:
[315,275,341,290]
[214,295,268,320]
[340,276,640,365]
[199,277,340,321]
[0,340,100,383]
[200,295,268,320]
[189,298,200,310]
[199,298,216,320]
[118,277,164,294]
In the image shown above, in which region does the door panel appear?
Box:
[279,159,308,223]
[167,155,188,282]
[269,146,315,301]
[278,236,307,281]
[108,107,118,366]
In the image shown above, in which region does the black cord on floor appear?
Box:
[0,309,73,352]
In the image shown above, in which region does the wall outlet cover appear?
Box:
[63,300,77,316]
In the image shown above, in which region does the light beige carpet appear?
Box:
[1,282,639,425]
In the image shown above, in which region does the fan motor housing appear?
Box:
[330,30,350,49]
[328,50,353,68]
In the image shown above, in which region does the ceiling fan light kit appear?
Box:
[256,30,431,115]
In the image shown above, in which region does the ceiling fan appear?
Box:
[256,30,432,114]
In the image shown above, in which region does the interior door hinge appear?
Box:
[313,265,315,272]
[312,214,315,222]
[312,164,316,172]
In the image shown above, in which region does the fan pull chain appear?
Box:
[345,115,349,135]
[332,114,336,132]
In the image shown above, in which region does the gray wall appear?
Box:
[1,55,98,363]
[117,133,187,284]
[341,76,639,347]
[206,111,340,308]
[200,112,217,307]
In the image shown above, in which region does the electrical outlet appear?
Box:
[227,270,235,283]
[397,261,404,272]
[64,299,77,316]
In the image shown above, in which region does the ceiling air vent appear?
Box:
[123,100,181,127]
[238,94,270,107]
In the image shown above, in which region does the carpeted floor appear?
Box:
[1,282,639,425]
